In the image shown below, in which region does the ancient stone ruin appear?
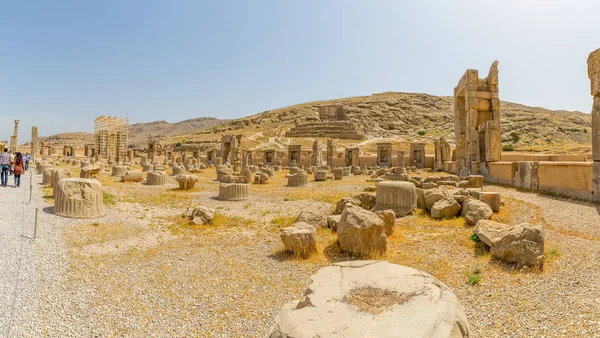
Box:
[288,145,301,167]
[9,120,19,152]
[270,261,471,337]
[376,143,392,168]
[345,147,359,167]
[311,140,323,166]
[454,61,501,177]
[284,105,365,140]
[263,149,275,166]
[94,115,128,164]
[221,134,242,165]
[409,143,425,169]
[588,48,600,201]
[54,178,104,218]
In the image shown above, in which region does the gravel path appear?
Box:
[0,170,46,338]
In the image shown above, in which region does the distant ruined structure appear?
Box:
[588,48,600,201]
[94,116,129,163]
[31,127,38,161]
[454,61,501,177]
[221,134,242,165]
[9,120,19,152]
[285,105,365,140]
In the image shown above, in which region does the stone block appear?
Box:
[54,178,104,218]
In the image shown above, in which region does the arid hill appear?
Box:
[37,92,592,154]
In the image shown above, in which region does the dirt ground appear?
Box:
[45,164,600,337]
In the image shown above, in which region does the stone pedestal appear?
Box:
[374,181,417,217]
[218,182,250,200]
[147,171,167,186]
[54,178,104,218]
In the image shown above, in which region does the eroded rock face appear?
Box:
[296,211,326,228]
[280,222,316,258]
[375,209,396,236]
[475,220,544,267]
[335,193,377,214]
[431,196,461,219]
[461,199,493,225]
[337,206,386,258]
[54,178,104,218]
[270,261,471,338]
[189,206,215,225]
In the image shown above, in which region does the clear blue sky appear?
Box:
[1,0,599,141]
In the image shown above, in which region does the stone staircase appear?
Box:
[285,121,365,140]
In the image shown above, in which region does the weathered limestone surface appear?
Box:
[189,206,215,225]
[121,170,143,182]
[475,220,544,267]
[176,175,198,191]
[332,168,343,180]
[280,222,316,258]
[111,165,127,177]
[146,171,168,186]
[142,163,154,172]
[54,178,104,218]
[337,206,386,258]
[253,172,269,184]
[52,168,72,189]
[218,182,250,200]
[479,192,501,212]
[335,193,376,214]
[375,209,396,236]
[374,181,417,217]
[588,48,600,201]
[80,167,101,179]
[461,198,493,225]
[172,166,186,176]
[431,196,461,219]
[313,170,328,181]
[37,163,53,175]
[42,168,56,186]
[287,171,308,187]
[270,261,471,337]
[296,211,326,228]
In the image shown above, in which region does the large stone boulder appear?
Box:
[337,206,386,258]
[287,171,309,187]
[431,196,461,219]
[375,209,396,236]
[54,178,104,218]
[479,192,501,212]
[296,211,326,228]
[189,206,215,225]
[475,220,544,267]
[334,193,376,214]
[461,199,493,225]
[280,222,317,258]
[326,214,342,231]
[270,260,471,338]
[425,190,445,211]
[313,170,328,181]
[374,181,417,217]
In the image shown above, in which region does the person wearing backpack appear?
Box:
[0,148,10,187]
[13,152,24,188]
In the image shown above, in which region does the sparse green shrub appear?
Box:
[584,129,588,133]
[510,132,520,143]
[502,144,514,151]
[175,142,182,147]
[417,130,426,136]
[387,124,396,130]
[470,233,480,242]
[467,266,482,285]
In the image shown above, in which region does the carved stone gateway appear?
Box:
[434,137,452,170]
[397,151,405,167]
[454,61,501,177]
[288,145,301,167]
[588,48,600,201]
[221,134,242,165]
[264,149,275,166]
[376,143,392,168]
[344,148,359,167]
[409,143,425,169]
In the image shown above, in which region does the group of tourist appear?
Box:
[0,148,30,188]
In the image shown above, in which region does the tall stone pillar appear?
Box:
[327,139,336,166]
[588,48,600,201]
[31,126,38,163]
[10,120,19,152]
[312,140,323,167]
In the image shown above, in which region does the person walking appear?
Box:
[0,148,10,186]
[13,152,24,188]
[24,153,30,171]
[8,151,14,176]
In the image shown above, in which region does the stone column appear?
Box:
[327,139,336,166]
[588,48,600,201]
[31,126,38,164]
[312,140,323,167]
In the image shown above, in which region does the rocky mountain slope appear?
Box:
[36,92,593,154]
